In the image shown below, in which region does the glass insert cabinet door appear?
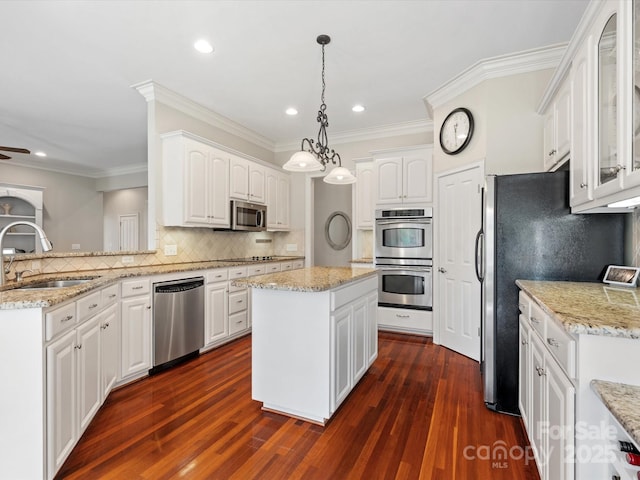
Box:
[598,13,618,187]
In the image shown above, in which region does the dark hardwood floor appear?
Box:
[56,332,540,480]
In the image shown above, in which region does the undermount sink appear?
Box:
[16,278,97,290]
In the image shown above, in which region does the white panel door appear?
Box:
[403,153,431,203]
[437,165,482,361]
[184,145,209,223]
[375,157,402,204]
[100,304,119,399]
[119,213,139,251]
[76,315,102,433]
[209,152,230,226]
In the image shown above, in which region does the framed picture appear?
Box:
[603,265,640,288]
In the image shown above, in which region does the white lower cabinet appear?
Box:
[120,278,151,380]
[332,305,352,410]
[100,304,119,399]
[519,290,576,480]
[46,286,121,479]
[46,329,77,477]
[205,278,228,347]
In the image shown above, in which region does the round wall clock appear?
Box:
[439,107,474,155]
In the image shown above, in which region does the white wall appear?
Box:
[0,163,103,252]
[313,179,352,266]
[103,187,148,251]
[432,68,554,175]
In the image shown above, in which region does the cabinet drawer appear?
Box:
[280,261,293,271]
[518,290,530,316]
[228,266,247,280]
[45,303,77,341]
[545,316,576,378]
[229,310,248,335]
[101,284,119,305]
[207,269,229,283]
[77,291,102,322]
[292,260,304,269]
[265,263,280,273]
[529,301,546,338]
[121,278,150,298]
[247,265,266,276]
[229,290,248,315]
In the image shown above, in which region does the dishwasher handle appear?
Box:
[154,277,204,294]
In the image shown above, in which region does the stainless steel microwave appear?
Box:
[231,200,267,231]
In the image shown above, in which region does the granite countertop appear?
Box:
[516,280,640,339]
[233,266,377,292]
[351,258,374,264]
[0,256,304,310]
[591,380,640,447]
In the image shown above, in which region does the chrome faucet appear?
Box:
[0,221,52,286]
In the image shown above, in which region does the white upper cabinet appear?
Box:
[545,0,640,211]
[374,146,433,205]
[161,132,230,228]
[230,156,266,204]
[542,81,571,171]
[354,161,375,229]
[265,167,290,231]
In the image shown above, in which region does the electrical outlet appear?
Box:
[71,244,80,250]
[164,244,178,256]
[286,243,297,252]
[121,256,134,264]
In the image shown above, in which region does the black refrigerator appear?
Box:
[478,170,626,415]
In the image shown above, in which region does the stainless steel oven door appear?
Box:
[378,266,432,310]
[375,219,432,260]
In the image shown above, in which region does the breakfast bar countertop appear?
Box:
[516,280,640,339]
[233,266,377,292]
[0,256,305,310]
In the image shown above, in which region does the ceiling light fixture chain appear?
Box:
[283,34,355,184]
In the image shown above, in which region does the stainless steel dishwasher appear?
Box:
[152,276,205,372]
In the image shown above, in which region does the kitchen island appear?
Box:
[235,266,378,425]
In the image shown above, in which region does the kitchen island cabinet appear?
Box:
[236,267,377,425]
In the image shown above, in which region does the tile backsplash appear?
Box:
[7,227,304,278]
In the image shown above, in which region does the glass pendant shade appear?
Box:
[323,166,356,185]
[283,150,323,172]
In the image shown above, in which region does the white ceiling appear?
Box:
[1,0,589,177]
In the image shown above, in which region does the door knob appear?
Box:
[438,267,446,273]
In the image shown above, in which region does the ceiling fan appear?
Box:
[0,146,30,160]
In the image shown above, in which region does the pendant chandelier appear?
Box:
[283,34,356,185]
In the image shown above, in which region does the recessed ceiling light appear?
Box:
[34,151,46,157]
[194,39,214,54]
[286,108,298,116]
[352,104,365,113]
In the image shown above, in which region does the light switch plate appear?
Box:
[121,256,134,264]
[71,244,80,250]
[164,244,178,256]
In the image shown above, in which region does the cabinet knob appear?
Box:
[548,149,556,156]
[580,182,587,189]
[547,337,559,348]
[146,305,151,310]
[438,267,447,273]
[75,344,82,350]
[530,316,539,324]
[521,339,527,345]
[535,366,545,376]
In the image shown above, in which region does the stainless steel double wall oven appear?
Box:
[375,207,433,310]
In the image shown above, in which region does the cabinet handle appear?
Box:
[547,337,559,348]
[108,294,117,299]
[438,267,447,273]
[62,315,74,323]
[236,320,244,324]
[530,316,540,324]
[89,303,98,309]
[580,182,587,189]
[101,322,109,330]
[236,299,244,303]
[548,149,556,157]
[396,314,410,318]
[132,286,144,290]
[75,344,82,350]
[535,366,545,376]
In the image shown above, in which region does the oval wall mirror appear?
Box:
[325,211,352,251]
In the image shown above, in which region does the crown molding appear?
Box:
[274,119,433,153]
[423,43,568,117]
[99,163,148,178]
[1,157,147,179]
[132,80,275,152]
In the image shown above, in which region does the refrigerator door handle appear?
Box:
[475,229,484,281]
